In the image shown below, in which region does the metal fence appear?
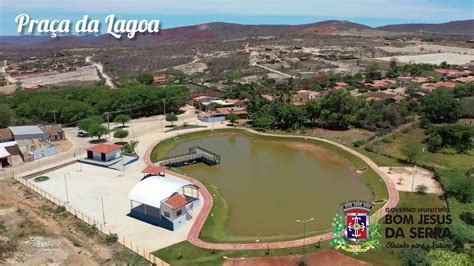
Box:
[11,170,167,266]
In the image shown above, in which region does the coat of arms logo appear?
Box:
[330,201,381,254]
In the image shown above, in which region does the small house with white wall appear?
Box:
[86,144,122,162]
[128,169,200,231]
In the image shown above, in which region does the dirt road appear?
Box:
[86,56,116,88]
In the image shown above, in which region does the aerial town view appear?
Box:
[0,1,473,265]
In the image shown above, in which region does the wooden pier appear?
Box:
[156,146,220,167]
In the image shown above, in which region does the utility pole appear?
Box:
[52,110,57,124]
[296,217,314,253]
[105,112,111,138]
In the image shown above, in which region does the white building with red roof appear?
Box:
[128,168,200,231]
[86,143,122,162]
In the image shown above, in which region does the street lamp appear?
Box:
[411,165,417,192]
[223,256,245,266]
[96,196,107,225]
[162,99,166,130]
[296,217,314,253]
[63,173,70,203]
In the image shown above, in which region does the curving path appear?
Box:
[143,128,399,250]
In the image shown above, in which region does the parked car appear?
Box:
[77,130,88,137]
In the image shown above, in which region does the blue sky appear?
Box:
[1,0,473,36]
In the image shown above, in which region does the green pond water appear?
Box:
[168,133,373,237]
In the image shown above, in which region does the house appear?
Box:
[261,94,277,101]
[216,107,249,119]
[128,173,200,231]
[40,125,65,142]
[153,75,168,84]
[453,76,474,84]
[86,144,122,162]
[199,100,234,112]
[292,90,322,105]
[366,92,405,102]
[435,69,472,79]
[0,141,23,168]
[397,76,414,86]
[198,111,226,123]
[421,81,457,93]
[8,126,48,141]
[0,128,13,143]
[334,82,349,90]
[366,79,397,90]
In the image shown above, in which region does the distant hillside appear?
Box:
[1,19,472,50]
[378,20,474,35]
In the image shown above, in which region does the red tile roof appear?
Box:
[86,144,122,154]
[164,193,188,209]
[142,165,167,175]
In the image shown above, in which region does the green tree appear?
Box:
[399,248,430,266]
[166,112,178,126]
[78,117,104,132]
[225,70,241,83]
[401,143,423,164]
[415,184,428,194]
[421,88,460,123]
[306,100,321,123]
[444,171,473,203]
[137,73,154,84]
[428,249,471,266]
[113,114,131,127]
[227,113,238,126]
[88,124,108,140]
[113,129,129,140]
[365,64,382,81]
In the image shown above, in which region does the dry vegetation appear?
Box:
[0,178,149,265]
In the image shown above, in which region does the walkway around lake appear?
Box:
[144,127,400,250]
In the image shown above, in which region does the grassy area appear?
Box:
[152,128,389,244]
[33,176,50,182]
[370,128,474,171]
[153,192,446,265]
[153,240,328,266]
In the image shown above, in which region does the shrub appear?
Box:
[113,129,129,139]
[34,176,49,182]
[459,211,474,225]
[105,233,118,245]
[415,184,428,194]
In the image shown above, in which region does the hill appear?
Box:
[378,20,474,35]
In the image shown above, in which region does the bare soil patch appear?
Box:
[0,178,148,265]
[380,166,443,195]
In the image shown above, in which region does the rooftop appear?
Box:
[164,193,188,209]
[8,125,45,136]
[86,143,122,154]
[128,175,191,209]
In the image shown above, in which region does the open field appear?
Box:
[378,44,474,55]
[16,65,100,88]
[375,52,474,65]
[369,127,474,171]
